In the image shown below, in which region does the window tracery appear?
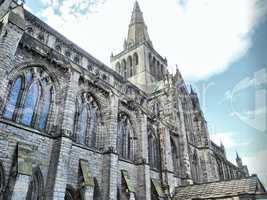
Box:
[121,59,127,79]
[74,93,101,148]
[117,112,135,161]
[133,53,138,66]
[148,127,160,169]
[2,67,54,131]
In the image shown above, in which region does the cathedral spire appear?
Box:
[126,1,152,48]
[130,1,144,25]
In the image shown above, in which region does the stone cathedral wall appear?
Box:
[0,2,250,199]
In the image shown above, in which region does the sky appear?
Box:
[24,0,267,186]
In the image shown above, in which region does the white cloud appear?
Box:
[210,132,250,148]
[243,150,267,187]
[26,0,267,81]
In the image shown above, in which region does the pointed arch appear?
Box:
[76,104,88,144]
[133,52,138,66]
[2,65,57,132]
[148,127,160,169]
[115,62,121,75]
[26,167,44,200]
[121,59,127,79]
[64,185,76,200]
[117,112,135,161]
[74,93,101,148]
[127,56,133,77]
[3,77,23,119]
[216,158,224,180]
[88,100,99,148]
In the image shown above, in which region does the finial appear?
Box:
[123,39,127,50]
[190,85,194,94]
[236,151,241,160]
[220,140,224,148]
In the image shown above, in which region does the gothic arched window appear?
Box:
[148,128,160,169]
[3,77,22,119]
[89,102,98,148]
[64,186,75,200]
[216,159,224,180]
[160,65,164,77]
[224,163,230,180]
[133,53,138,66]
[2,67,55,131]
[117,112,135,161]
[127,56,133,77]
[74,93,101,148]
[116,62,121,74]
[26,167,44,200]
[76,105,88,144]
[21,82,39,126]
[117,113,134,160]
[171,138,179,175]
[38,87,53,130]
[121,59,127,79]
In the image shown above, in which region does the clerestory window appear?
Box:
[3,67,54,131]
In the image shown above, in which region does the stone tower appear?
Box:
[110,1,168,93]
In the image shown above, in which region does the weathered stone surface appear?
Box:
[0,1,260,200]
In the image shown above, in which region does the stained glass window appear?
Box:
[21,83,39,126]
[3,67,54,131]
[38,88,52,130]
[25,71,33,83]
[74,95,100,148]
[89,107,98,147]
[77,105,88,144]
[3,77,22,119]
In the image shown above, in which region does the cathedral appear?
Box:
[0,0,266,199]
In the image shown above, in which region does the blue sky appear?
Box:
[24,0,267,186]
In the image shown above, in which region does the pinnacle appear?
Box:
[133,1,141,13]
[130,0,144,25]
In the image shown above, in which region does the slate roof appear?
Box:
[173,175,266,200]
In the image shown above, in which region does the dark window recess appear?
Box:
[74,56,80,63]
[88,65,93,71]
[65,51,71,57]
[102,74,107,80]
[55,45,61,52]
